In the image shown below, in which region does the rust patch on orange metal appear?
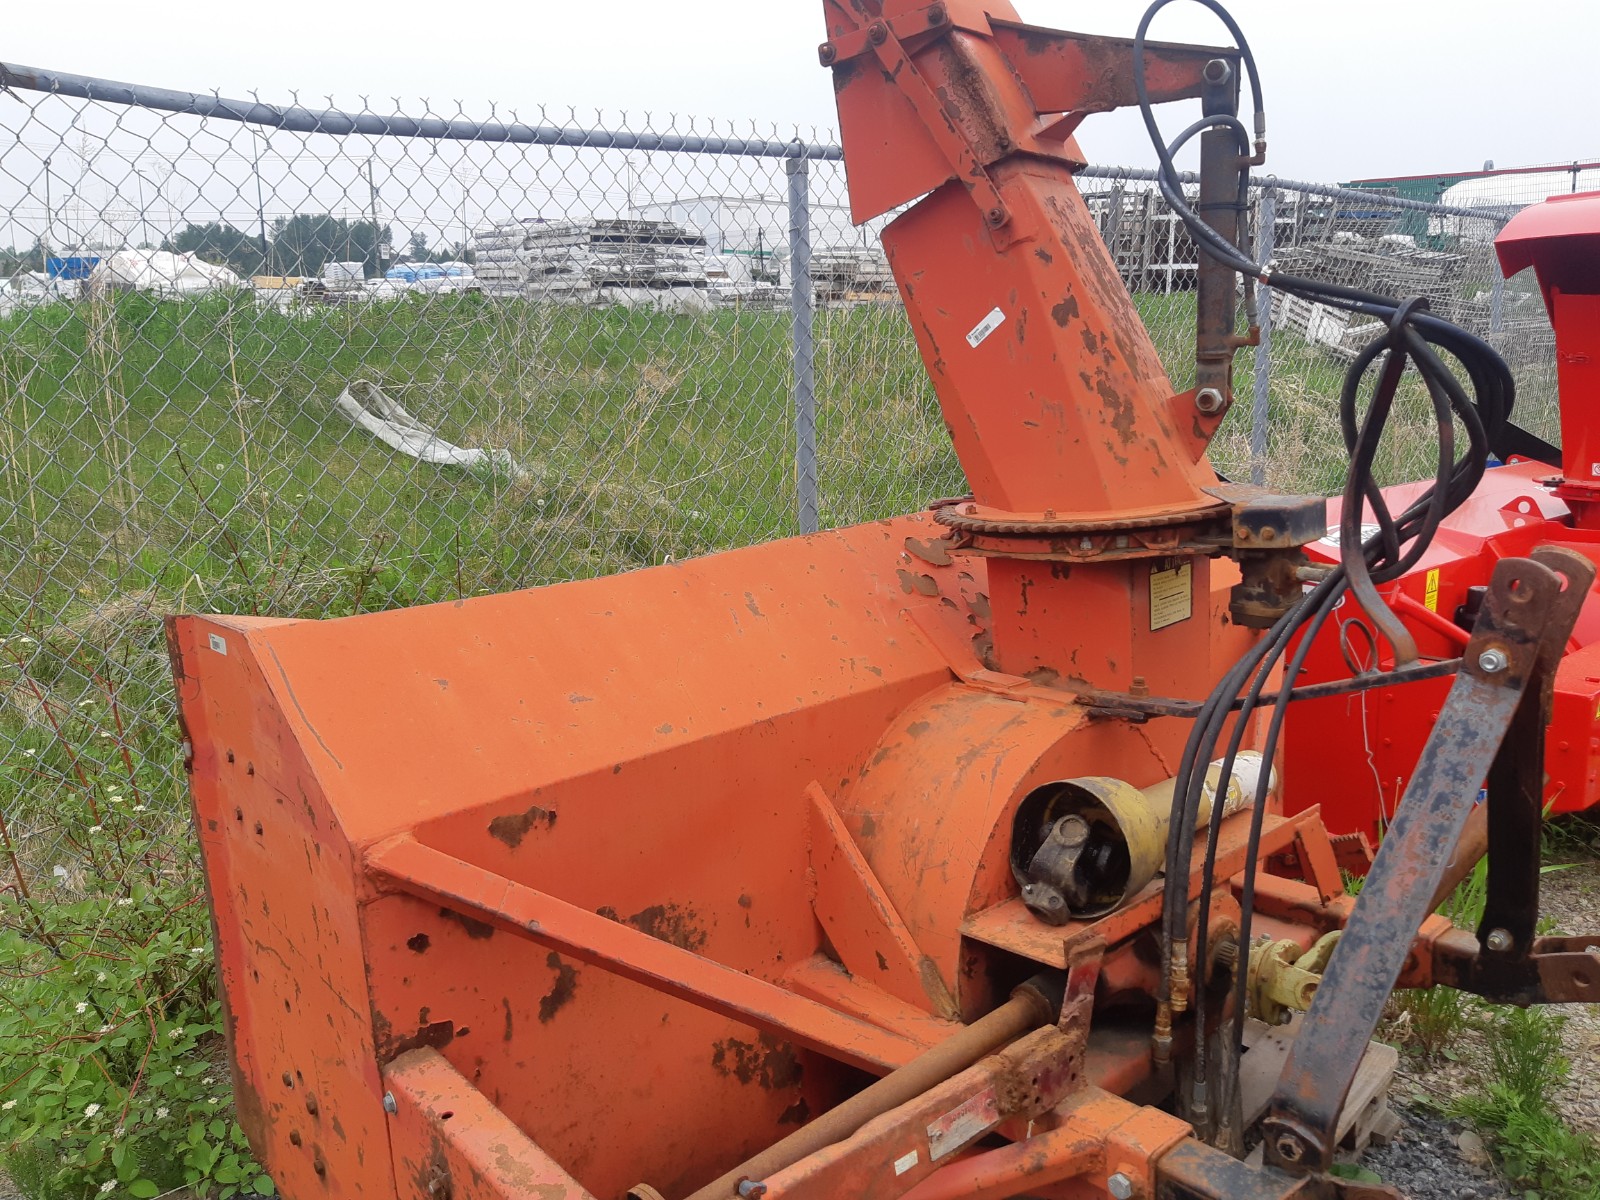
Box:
[710,1033,804,1090]
[626,903,709,951]
[538,953,578,1023]
[488,804,557,848]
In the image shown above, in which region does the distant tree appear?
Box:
[0,239,46,276]
[407,230,429,261]
[164,222,265,278]
[268,215,392,278]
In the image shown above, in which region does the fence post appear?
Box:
[787,150,819,534]
[1249,187,1277,485]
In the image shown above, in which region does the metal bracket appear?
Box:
[1261,548,1592,1175]
[849,13,1016,241]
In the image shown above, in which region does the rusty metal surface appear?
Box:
[757,1025,1086,1197]
[1264,555,1580,1173]
[384,1048,596,1200]
[1477,547,1595,970]
[368,834,925,1074]
[678,985,1053,1200]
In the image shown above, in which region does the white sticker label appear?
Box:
[927,1086,1000,1161]
[1318,522,1382,549]
[207,633,228,655]
[1590,462,1600,477]
[893,1150,919,1176]
[965,306,1006,348]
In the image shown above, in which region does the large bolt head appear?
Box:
[1107,1173,1136,1200]
[1478,648,1509,674]
[1485,927,1514,952]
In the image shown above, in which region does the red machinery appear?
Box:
[167,4,1600,1200]
[1284,192,1600,844]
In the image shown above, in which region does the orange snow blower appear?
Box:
[168,2,1600,1199]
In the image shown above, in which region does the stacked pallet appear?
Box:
[470,217,713,310]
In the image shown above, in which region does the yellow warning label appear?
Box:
[1150,562,1193,631]
[1424,567,1441,613]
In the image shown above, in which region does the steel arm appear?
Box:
[1262,547,1595,1173]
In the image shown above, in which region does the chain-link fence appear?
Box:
[0,65,1562,903]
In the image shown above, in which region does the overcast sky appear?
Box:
[5,0,1596,189]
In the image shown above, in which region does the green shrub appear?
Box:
[0,672,270,1199]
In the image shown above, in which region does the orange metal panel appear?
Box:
[170,618,397,1200]
[807,783,958,1018]
[382,1048,595,1200]
[367,835,924,1073]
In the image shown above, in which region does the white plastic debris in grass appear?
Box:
[333,380,525,478]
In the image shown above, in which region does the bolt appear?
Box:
[868,23,888,45]
[1274,1134,1304,1163]
[382,1092,397,1113]
[1478,648,1509,674]
[986,206,1007,227]
[1203,58,1233,86]
[305,1093,319,1116]
[737,1181,768,1199]
[1079,537,1094,551]
[1486,927,1514,952]
[818,42,837,65]
[926,2,947,24]
[1195,387,1226,415]
[1108,1173,1135,1200]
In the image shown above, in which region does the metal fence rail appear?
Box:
[0,66,1560,904]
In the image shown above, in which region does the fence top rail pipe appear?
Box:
[0,62,845,161]
[1,61,1512,219]
[1076,164,1511,222]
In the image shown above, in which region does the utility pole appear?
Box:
[42,156,53,258]
[365,159,385,276]
[251,127,271,276]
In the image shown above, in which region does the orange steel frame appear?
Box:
[166,4,1475,1199]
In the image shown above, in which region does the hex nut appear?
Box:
[382,1091,398,1114]
[1108,1172,1135,1200]
[1486,927,1514,952]
[1478,648,1509,674]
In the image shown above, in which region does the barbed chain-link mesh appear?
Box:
[0,77,1559,892]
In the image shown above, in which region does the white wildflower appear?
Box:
[132,805,147,813]
[188,947,206,956]
[173,1067,182,1076]
[155,1106,169,1119]
[98,732,113,740]
[108,796,124,805]
[96,972,106,983]
[1,1099,15,1111]
[75,1002,89,1014]
[18,637,34,646]
[114,897,133,907]
[78,699,94,708]
[84,1102,101,1118]
[22,749,35,758]
[112,1125,124,1138]
[206,1097,219,1105]
[88,825,103,834]
[167,1027,183,1040]
[98,1024,111,1033]
[100,1181,115,1194]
